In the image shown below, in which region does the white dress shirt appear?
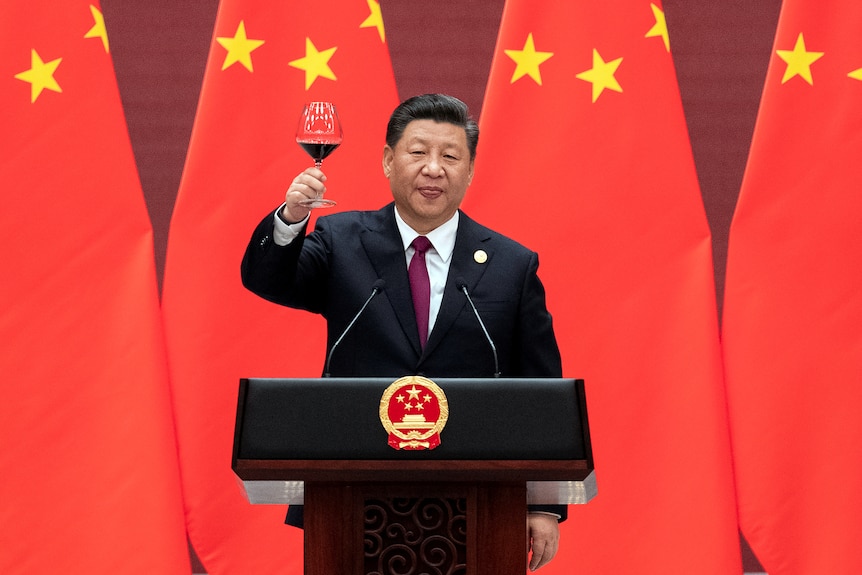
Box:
[393,207,458,335]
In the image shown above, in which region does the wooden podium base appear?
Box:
[304,482,526,575]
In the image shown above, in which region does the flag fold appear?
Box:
[161,1,399,572]
[465,1,740,572]
[0,3,188,573]
[723,2,862,573]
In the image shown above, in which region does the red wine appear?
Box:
[298,141,340,162]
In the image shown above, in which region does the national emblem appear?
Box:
[379,375,449,450]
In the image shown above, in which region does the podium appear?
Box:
[232,376,595,575]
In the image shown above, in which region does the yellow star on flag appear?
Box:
[360,0,386,43]
[85,5,110,53]
[848,68,862,81]
[216,21,265,72]
[776,33,823,85]
[289,37,338,90]
[15,49,62,103]
[504,33,553,85]
[576,49,623,103]
[645,3,670,52]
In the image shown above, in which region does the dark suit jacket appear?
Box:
[241,203,566,522]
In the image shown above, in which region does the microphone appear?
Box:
[456,277,500,378]
[324,279,385,377]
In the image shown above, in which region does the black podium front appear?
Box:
[233,377,595,575]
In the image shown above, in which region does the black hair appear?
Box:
[385,94,479,160]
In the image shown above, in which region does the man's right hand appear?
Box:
[283,167,327,223]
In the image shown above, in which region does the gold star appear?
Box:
[15,49,62,103]
[405,386,422,401]
[85,5,109,53]
[289,37,337,90]
[848,68,862,81]
[216,21,265,72]
[776,33,823,85]
[645,3,670,52]
[360,0,385,43]
[504,33,553,85]
[575,49,623,103]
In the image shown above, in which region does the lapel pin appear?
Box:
[473,250,488,264]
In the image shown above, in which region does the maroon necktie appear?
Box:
[408,236,432,346]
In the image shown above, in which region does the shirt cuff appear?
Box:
[273,203,309,246]
[528,511,562,520]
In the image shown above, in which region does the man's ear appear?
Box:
[382,145,393,178]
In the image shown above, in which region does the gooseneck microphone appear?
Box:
[456,277,501,378]
[324,279,385,377]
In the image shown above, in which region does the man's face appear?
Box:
[382,119,474,234]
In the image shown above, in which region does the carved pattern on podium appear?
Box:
[364,497,467,575]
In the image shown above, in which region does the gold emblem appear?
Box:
[380,376,449,450]
[474,249,488,264]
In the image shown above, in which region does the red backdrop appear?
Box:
[101,1,782,571]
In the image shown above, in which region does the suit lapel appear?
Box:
[424,212,492,357]
[360,207,495,363]
[361,204,423,355]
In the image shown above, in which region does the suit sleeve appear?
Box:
[515,251,563,378]
[517,252,568,521]
[240,209,330,313]
[241,209,301,302]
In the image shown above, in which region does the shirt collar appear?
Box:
[393,207,459,263]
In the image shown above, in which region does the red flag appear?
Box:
[464,1,740,572]
[160,1,399,571]
[722,2,862,573]
[0,3,189,574]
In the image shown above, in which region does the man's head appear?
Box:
[383,94,478,234]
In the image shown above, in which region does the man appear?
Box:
[241,94,564,570]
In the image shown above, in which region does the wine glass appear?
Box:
[295,101,343,208]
